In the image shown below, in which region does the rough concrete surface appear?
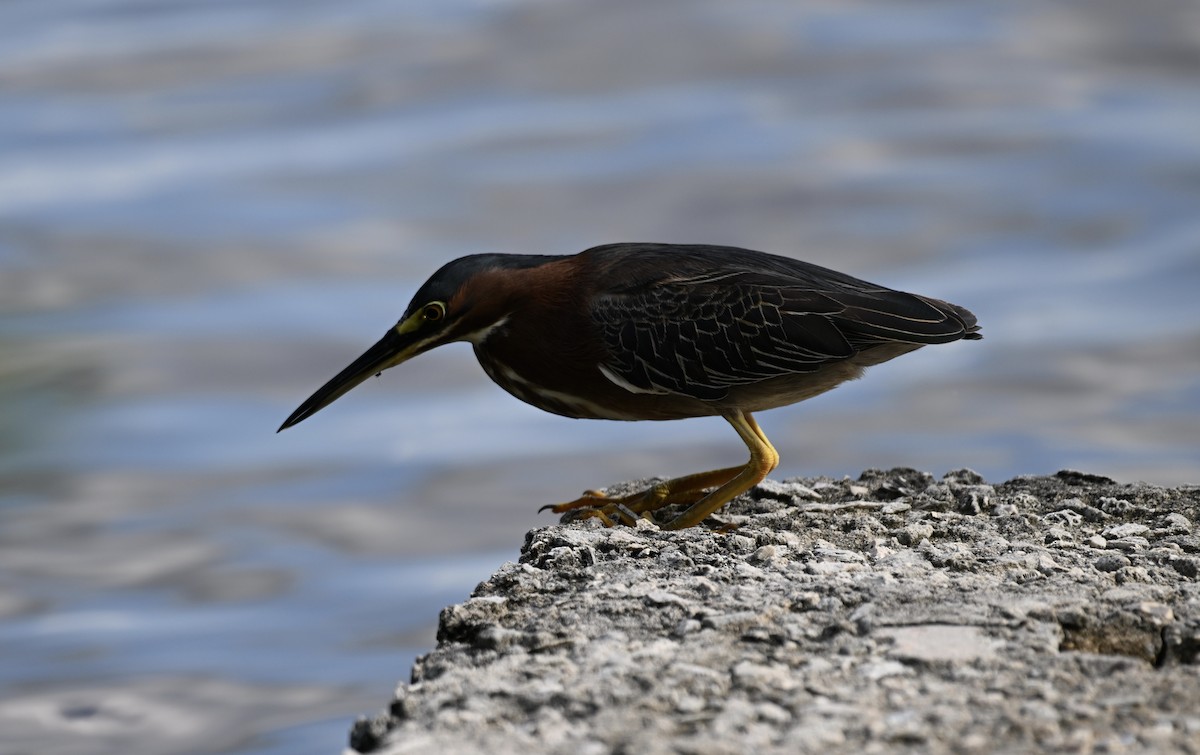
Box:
[349,469,1200,754]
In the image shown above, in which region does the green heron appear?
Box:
[279,243,980,529]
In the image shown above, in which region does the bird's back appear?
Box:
[577,242,980,410]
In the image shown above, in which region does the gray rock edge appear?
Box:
[350,468,1200,755]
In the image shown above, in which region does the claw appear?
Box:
[559,505,615,527]
[556,500,645,528]
[541,491,609,516]
[611,502,641,526]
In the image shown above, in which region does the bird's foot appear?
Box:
[541,483,712,528]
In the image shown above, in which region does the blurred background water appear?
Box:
[1,0,1197,752]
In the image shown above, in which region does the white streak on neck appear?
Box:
[464,315,509,345]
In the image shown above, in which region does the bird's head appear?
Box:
[277,253,555,431]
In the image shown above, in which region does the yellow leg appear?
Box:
[542,410,779,530]
[660,411,777,530]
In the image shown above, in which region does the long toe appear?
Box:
[542,476,732,527]
[541,490,609,515]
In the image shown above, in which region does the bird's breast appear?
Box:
[473,331,717,422]
[467,267,720,421]
[473,345,637,420]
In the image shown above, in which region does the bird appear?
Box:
[278,243,981,530]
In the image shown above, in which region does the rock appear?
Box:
[1094,553,1131,572]
[350,470,1200,755]
[880,624,999,664]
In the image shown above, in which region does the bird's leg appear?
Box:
[660,411,777,530]
[542,411,779,529]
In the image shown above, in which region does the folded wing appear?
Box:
[591,270,979,402]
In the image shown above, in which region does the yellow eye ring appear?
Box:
[422,302,446,322]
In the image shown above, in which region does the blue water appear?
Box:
[2,1,1198,752]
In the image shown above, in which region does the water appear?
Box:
[2,0,1197,752]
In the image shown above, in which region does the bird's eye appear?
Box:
[421,302,446,322]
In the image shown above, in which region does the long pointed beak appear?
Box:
[277,328,422,432]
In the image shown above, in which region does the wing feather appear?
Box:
[585,244,979,402]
